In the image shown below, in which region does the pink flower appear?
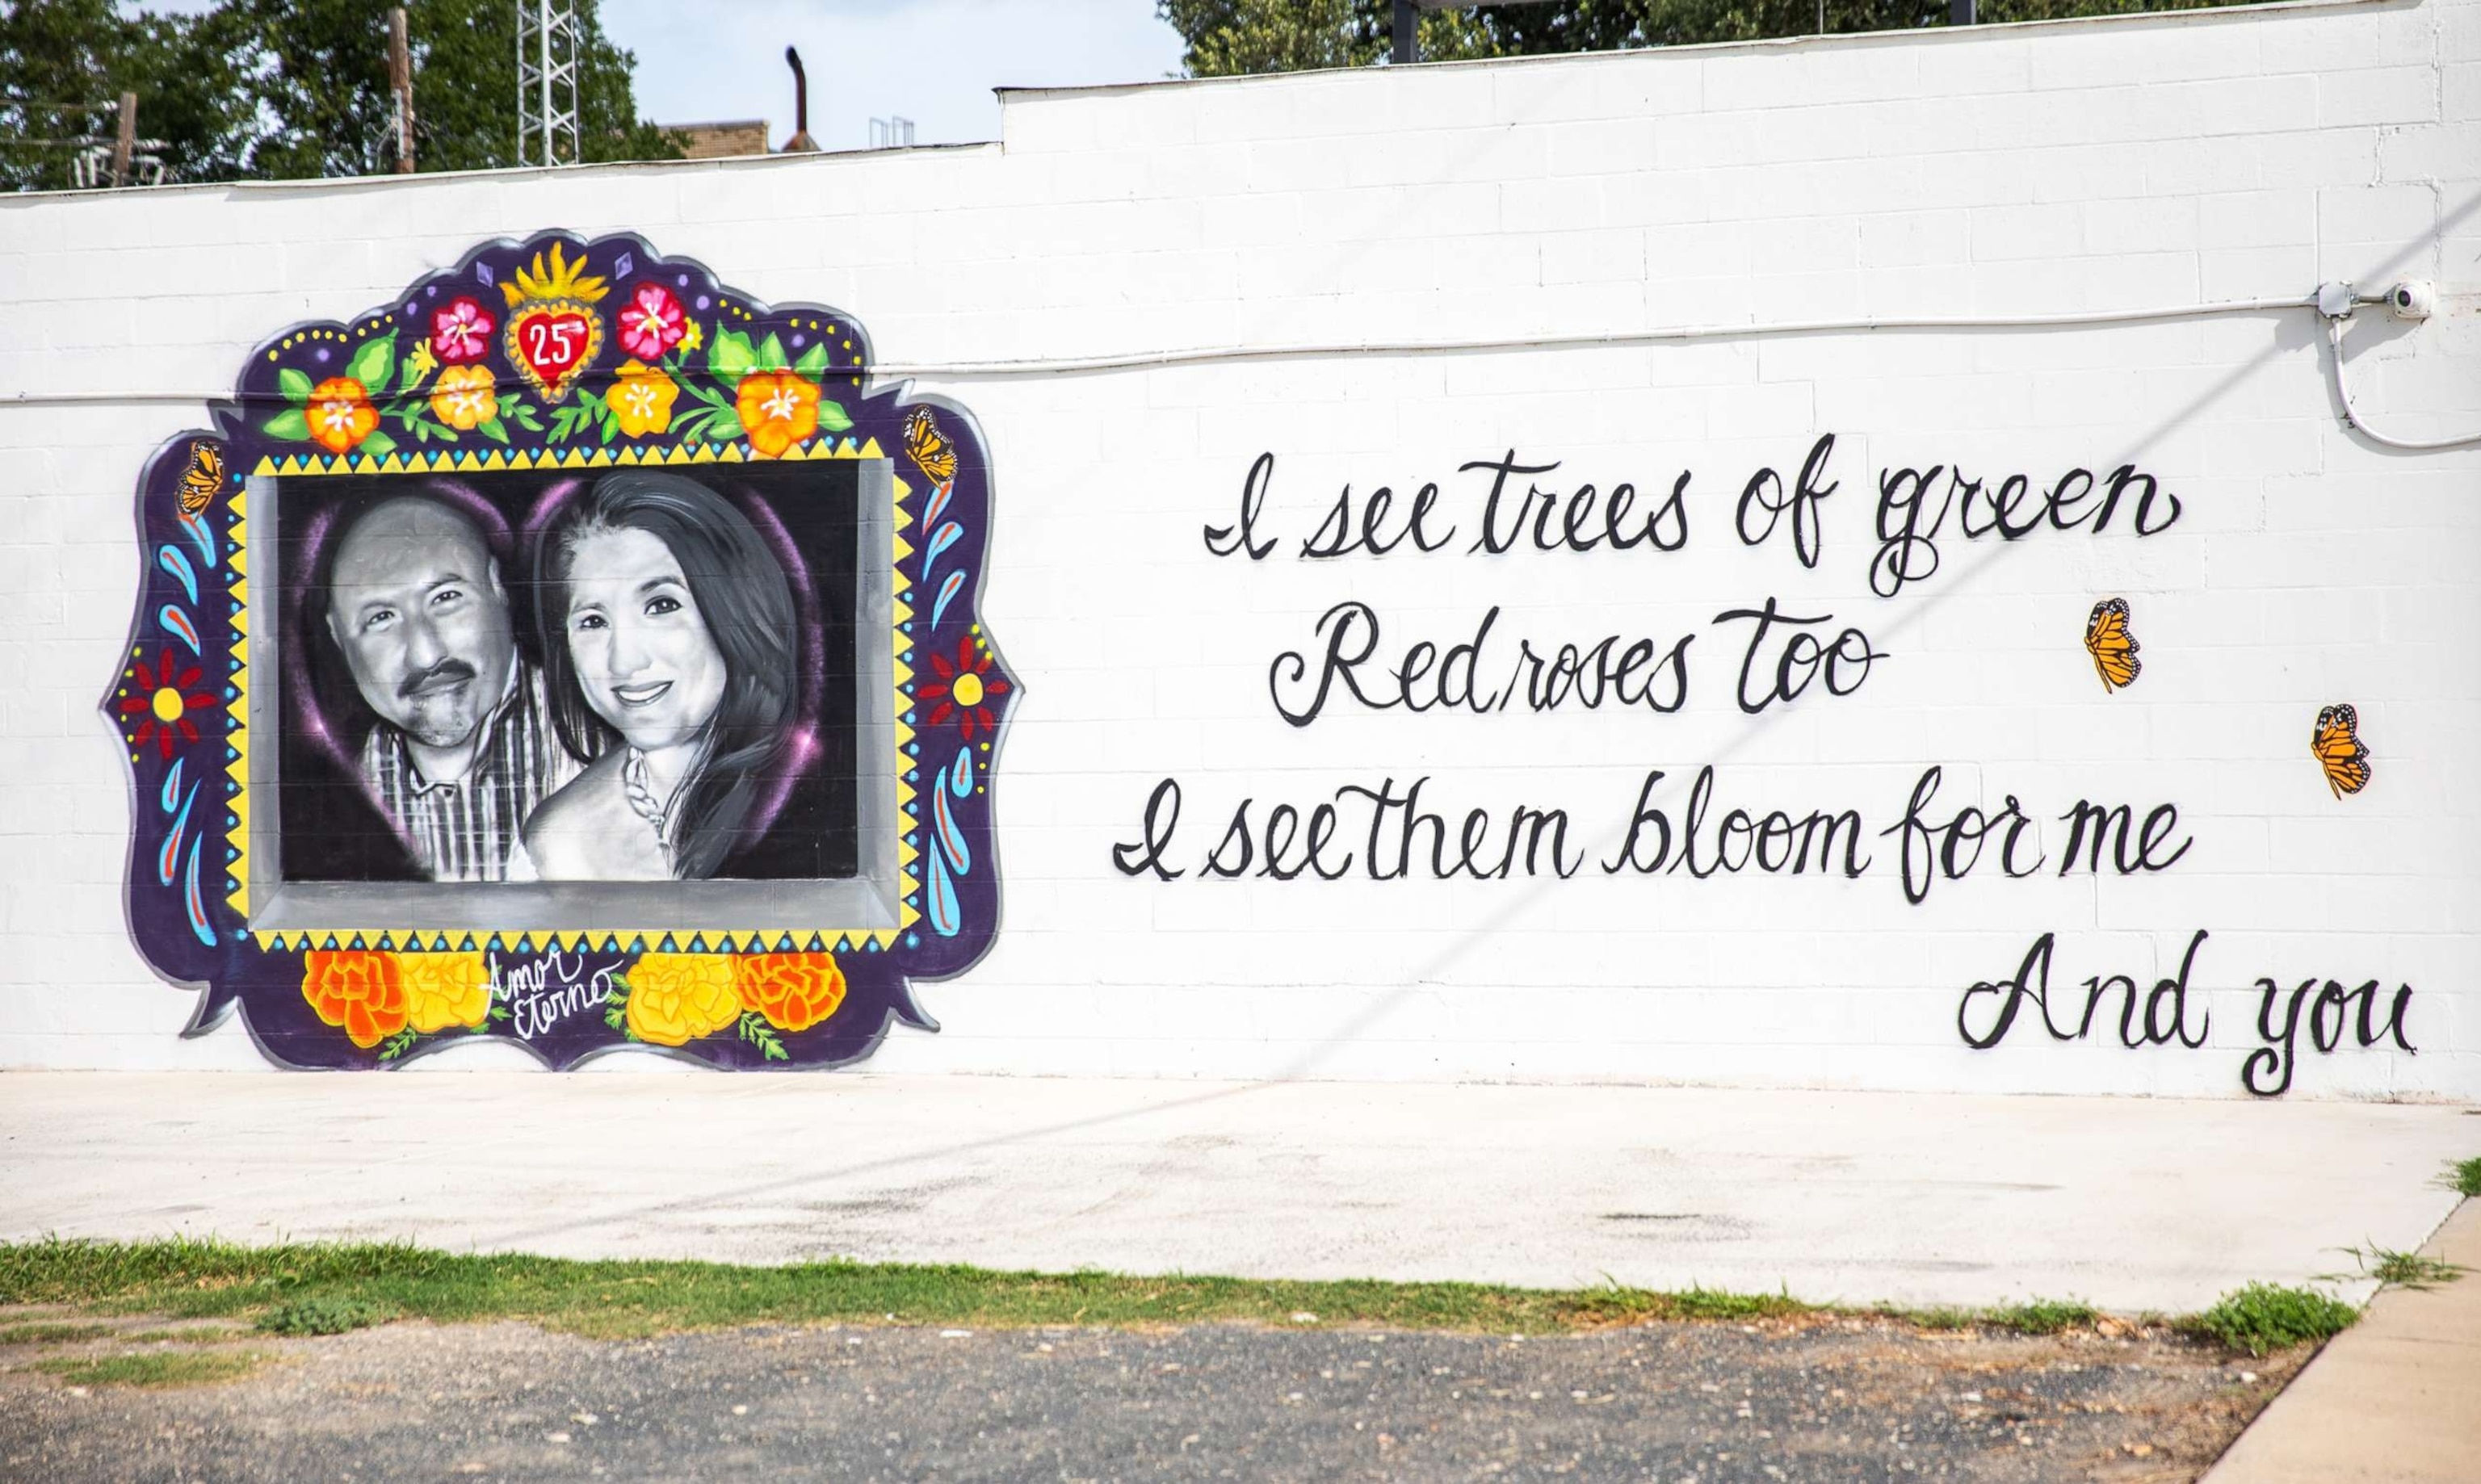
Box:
[616,283,686,362]
[432,297,495,364]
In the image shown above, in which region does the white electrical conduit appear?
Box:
[0,287,2474,452]
[2323,315,2481,452]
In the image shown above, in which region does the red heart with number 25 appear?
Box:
[505,304,602,403]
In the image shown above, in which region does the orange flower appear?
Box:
[397,952,491,1034]
[307,377,379,455]
[428,365,496,431]
[605,359,678,437]
[624,954,741,1046]
[736,953,846,1033]
[735,370,819,458]
[301,950,407,1049]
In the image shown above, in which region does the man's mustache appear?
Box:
[398,658,477,699]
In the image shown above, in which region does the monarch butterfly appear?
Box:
[176,441,224,517]
[903,406,958,484]
[2083,597,2141,693]
[2312,704,2371,799]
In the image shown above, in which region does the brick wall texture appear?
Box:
[1,0,2475,1096]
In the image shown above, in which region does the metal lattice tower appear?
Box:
[515,0,579,167]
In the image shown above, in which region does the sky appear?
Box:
[601,0,1190,153]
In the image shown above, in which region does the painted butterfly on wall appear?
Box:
[2312,704,2371,799]
[2083,597,2141,693]
[903,406,958,484]
[176,441,224,517]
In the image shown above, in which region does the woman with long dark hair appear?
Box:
[523,471,798,880]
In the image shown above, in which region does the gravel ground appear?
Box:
[0,1310,2300,1483]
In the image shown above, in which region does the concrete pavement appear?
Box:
[1,1072,2471,1313]
[2201,1197,2481,1484]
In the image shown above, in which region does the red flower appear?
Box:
[431,296,495,364]
[920,635,1009,741]
[617,282,686,361]
[116,648,216,758]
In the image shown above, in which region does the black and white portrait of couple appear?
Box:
[279,467,862,887]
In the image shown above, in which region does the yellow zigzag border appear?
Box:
[234,436,919,949]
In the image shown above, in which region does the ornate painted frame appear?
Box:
[107,231,1013,1070]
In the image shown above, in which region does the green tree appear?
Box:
[1158,0,2258,76]
[0,0,678,190]
[0,0,254,191]
[229,0,682,178]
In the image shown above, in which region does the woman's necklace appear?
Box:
[620,747,674,873]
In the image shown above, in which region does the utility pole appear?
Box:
[388,8,416,174]
[108,92,136,188]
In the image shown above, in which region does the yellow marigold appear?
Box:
[735,370,819,459]
[397,952,491,1034]
[307,377,378,455]
[624,954,741,1047]
[736,953,846,1034]
[604,358,678,437]
[428,364,495,431]
[300,950,405,1049]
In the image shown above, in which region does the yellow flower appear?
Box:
[736,370,820,459]
[429,364,496,431]
[397,952,490,1034]
[604,359,678,437]
[624,954,741,1047]
[405,339,439,385]
[680,320,704,353]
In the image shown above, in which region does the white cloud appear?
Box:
[603,0,1188,153]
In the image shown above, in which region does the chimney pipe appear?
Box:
[782,46,819,153]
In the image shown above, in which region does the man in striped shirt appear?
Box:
[323,496,578,882]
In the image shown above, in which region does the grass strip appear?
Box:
[0,1235,1817,1341]
[121,1327,258,1345]
[2452,1156,2481,1201]
[31,1351,271,1389]
[0,1237,2319,1355]
[0,1321,118,1346]
[2184,1283,2358,1357]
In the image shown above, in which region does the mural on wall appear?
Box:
[108,231,1014,1070]
[1114,440,2413,1096]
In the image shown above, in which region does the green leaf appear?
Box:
[708,327,757,383]
[815,400,854,434]
[346,335,395,396]
[411,422,432,444]
[512,405,544,433]
[278,368,313,405]
[478,417,510,446]
[757,333,788,372]
[359,430,398,455]
[792,342,829,379]
[598,415,618,446]
[706,409,744,441]
[763,1039,788,1062]
[261,409,309,440]
[604,1008,625,1031]
[496,392,521,416]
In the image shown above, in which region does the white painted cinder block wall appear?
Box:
[2,0,2475,1096]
